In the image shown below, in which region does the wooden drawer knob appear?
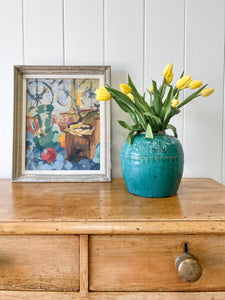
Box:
[175,251,202,283]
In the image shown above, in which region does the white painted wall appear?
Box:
[0,0,224,183]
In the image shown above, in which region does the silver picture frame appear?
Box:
[12,65,111,182]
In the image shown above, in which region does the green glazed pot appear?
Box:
[120,132,184,198]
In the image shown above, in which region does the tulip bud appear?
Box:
[200,88,215,97]
[162,62,173,78]
[171,99,179,107]
[120,83,132,94]
[166,72,173,84]
[149,85,153,94]
[189,80,203,89]
[176,75,192,89]
[95,86,111,101]
[127,93,134,101]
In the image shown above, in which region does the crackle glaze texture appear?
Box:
[120,133,184,197]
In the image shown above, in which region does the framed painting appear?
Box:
[12,66,111,182]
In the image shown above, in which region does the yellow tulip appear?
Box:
[127,93,134,101]
[189,80,203,89]
[171,99,179,107]
[162,62,173,78]
[166,72,173,84]
[149,85,153,94]
[176,75,192,89]
[95,86,111,101]
[200,88,215,97]
[120,83,132,94]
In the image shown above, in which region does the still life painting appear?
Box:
[26,78,100,171]
[13,66,111,182]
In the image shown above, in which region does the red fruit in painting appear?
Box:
[42,148,57,163]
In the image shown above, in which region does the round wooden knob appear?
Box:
[175,253,202,283]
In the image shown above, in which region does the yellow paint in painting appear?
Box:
[77,93,82,107]
[58,133,66,148]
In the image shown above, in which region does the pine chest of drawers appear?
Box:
[0,178,225,299]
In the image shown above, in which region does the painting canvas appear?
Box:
[13,66,111,182]
[26,78,100,171]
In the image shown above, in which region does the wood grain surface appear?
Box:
[0,291,224,300]
[89,234,225,291]
[0,178,225,221]
[0,178,224,234]
[80,235,88,297]
[0,235,80,291]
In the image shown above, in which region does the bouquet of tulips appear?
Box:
[95,63,214,144]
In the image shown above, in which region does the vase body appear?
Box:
[120,133,184,198]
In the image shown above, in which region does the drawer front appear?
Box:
[89,235,225,291]
[0,235,79,291]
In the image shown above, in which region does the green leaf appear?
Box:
[128,111,138,124]
[118,120,133,131]
[128,74,142,100]
[160,86,173,120]
[126,131,135,145]
[179,70,185,78]
[160,83,167,99]
[166,124,178,138]
[173,89,180,99]
[145,123,153,139]
[113,97,132,113]
[163,107,180,129]
[113,98,139,126]
[144,112,162,126]
[134,97,145,113]
[106,87,135,108]
[158,78,166,94]
[160,85,173,120]
[128,75,153,114]
[177,84,208,109]
[107,87,148,130]
[152,80,162,116]
[147,89,154,106]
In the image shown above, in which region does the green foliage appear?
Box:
[33,104,59,151]
[105,73,211,144]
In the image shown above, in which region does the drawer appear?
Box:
[89,235,225,292]
[0,235,79,291]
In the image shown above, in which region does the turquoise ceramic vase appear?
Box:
[120,132,184,198]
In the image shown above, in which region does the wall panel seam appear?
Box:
[222,0,225,184]
[62,0,65,65]
[103,0,105,65]
[143,0,146,93]
[183,0,187,147]
[22,0,25,64]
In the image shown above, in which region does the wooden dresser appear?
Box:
[0,178,225,299]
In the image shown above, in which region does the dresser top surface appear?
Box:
[0,178,224,222]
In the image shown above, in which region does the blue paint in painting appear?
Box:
[25,78,101,171]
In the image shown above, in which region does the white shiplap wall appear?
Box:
[0,0,224,183]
